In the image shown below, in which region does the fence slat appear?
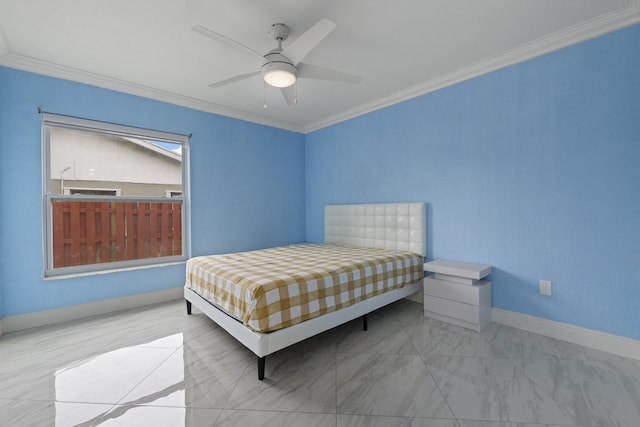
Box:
[100,202,111,263]
[125,202,136,260]
[160,203,170,257]
[149,203,159,257]
[173,203,182,256]
[114,202,126,261]
[52,201,66,268]
[69,202,82,266]
[139,203,145,258]
[86,202,96,264]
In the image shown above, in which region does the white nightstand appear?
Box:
[423,260,492,332]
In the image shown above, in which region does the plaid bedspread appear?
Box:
[185,244,423,333]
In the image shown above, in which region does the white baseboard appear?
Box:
[492,308,640,361]
[0,287,183,334]
[3,290,637,362]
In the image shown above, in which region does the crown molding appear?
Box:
[304,0,640,133]
[0,53,305,134]
[1,2,638,135]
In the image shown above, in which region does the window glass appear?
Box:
[43,114,189,276]
[50,127,183,197]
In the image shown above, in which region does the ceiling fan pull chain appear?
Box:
[263,80,267,109]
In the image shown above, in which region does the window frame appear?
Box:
[42,113,191,278]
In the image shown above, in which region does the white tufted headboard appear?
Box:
[324,203,427,257]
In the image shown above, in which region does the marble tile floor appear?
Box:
[1,299,639,427]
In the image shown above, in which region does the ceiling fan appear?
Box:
[192,18,362,106]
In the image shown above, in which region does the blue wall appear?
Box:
[306,24,640,340]
[0,67,305,318]
[1,24,639,342]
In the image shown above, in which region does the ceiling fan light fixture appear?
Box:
[262,61,297,88]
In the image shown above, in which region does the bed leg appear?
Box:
[363,314,368,331]
[186,300,192,315]
[258,356,266,380]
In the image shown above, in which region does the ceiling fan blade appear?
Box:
[297,63,362,84]
[0,28,8,56]
[281,18,336,66]
[192,25,266,63]
[280,86,296,106]
[209,71,261,89]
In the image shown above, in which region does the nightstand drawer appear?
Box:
[424,276,491,307]
[424,295,481,323]
[424,295,491,331]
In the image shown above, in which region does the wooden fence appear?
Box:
[52,200,182,268]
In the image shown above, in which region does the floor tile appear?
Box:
[97,303,195,349]
[55,346,178,404]
[119,345,253,408]
[225,349,337,413]
[405,317,494,358]
[458,422,588,427]
[425,355,640,427]
[0,302,188,358]
[338,414,459,427]
[406,316,631,362]
[0,398,116,427]
[0,344,154,401]
[0,314,124,356]
[96,404,220,426]
[55,401,122,426]
[337,353,454,418]
[336,317,418,355]
[215,410,336,427]
[479,323,632,362]
[1,298,638,427]
[0,398,54,426]
[180,313,251,352]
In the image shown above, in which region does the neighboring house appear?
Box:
[50,127,182,198]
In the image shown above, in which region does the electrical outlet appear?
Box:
[540,280,552,296]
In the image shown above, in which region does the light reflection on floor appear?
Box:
[54,333,186,426]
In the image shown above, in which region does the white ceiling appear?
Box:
[1,0,638,133]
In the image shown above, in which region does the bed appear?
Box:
[184,202,426,380]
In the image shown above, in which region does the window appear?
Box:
[42,113,190,277]
[65,188,121,196]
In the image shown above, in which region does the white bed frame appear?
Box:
[184,202,426,379]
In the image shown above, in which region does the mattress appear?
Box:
[185,243,423,333]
